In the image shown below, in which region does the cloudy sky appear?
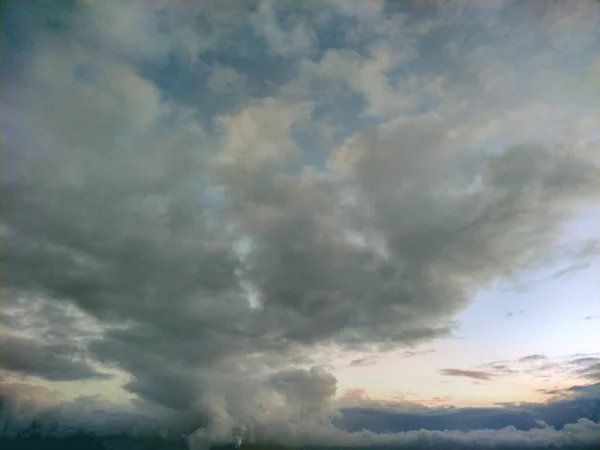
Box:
[1,1,599,448]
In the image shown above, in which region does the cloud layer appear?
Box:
[2,380,599,449]
[2,0,599,448]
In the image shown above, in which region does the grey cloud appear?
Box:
[267,367,337,418]
[5,70,598,410]
[0,381,194,439]
[2,45,245,407]
[2,1,599,446]
[345,348,436,367]
[519,354,548,363]
[338,382,600,435]
[349,357,376,367]
[400,348,437,359]
[572,357,600,366]
[250,1,318,57]
[439,369,493,381]
[0,382,66,420]
[3,378,599,449]
[208,65,246,97]
[71,1,259,64]
[485,364,519,376]
[578,363,600,380]
[2,334,110,382]
[210,418,600,449]
[477,353,600,383]
[547,382,600,398]
[572,358,600,381]
[124,369,205,412]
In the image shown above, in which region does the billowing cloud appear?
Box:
[2,0,599,449]
[2,378,599,449]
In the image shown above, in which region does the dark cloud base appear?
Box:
[0,436,185,450]
[336,400,600,435]
[0,437,597,450]
[1,383,598,449]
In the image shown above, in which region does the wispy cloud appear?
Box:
[519,354,548,363]
[439,369,494,381]
[473,353,600,383]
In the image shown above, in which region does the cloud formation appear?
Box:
[439,369,494,381]
[2,0,599,448]
[2,378,599,449]
[519,355,548,363]
[2,335,110,382]
[337,381,600,434]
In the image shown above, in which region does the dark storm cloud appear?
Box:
[2,335,110,382]
[439,369,493,381]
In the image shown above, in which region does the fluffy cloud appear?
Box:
[250,1,318,57]
[2,1,599,449]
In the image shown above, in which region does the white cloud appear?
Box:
[215,97,314,167]
[250,1,318,57]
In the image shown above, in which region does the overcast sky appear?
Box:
[1,1,599,449]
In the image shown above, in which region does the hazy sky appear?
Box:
[1,1,599,448]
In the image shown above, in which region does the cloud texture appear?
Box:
[2,0,599,448]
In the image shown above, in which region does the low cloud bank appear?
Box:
[2,379,598,449]
[336,383,600,434]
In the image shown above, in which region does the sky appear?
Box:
[1,1,599,449]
